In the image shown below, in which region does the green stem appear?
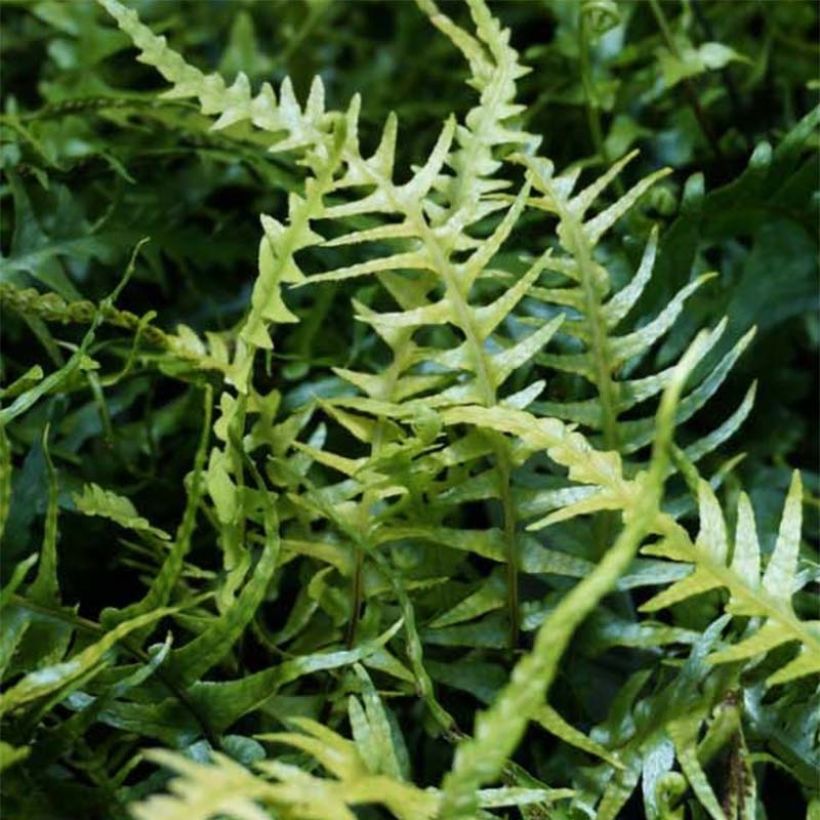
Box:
[496,450,520,648]
[563,217,620,453]
[578,11,608,166]
[697,692,741,769]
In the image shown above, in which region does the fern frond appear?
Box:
[454,398,818,690]
[74,482,171,540]
[3,1,814,817]
[95,0,349,417]
[517,152,753,462]
[436,327,706,818]
[133,698,571,820]
[270,0,557,652]
[96,0,333,154]
[0,283,239,379]
[642,471,820,686]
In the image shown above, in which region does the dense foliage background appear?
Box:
[1,1,818,818]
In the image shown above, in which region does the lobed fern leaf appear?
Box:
[518,152,755,463]
[642,471,820,686]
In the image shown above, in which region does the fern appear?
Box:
[1,0,817,818]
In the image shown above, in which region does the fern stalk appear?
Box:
[577,7,609,168]
[563,212,621,557]
[561,216,621,452]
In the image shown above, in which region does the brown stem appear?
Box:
[345,549,364,648]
